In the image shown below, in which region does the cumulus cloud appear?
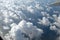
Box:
[38,17,50,26]
[35,3,44,10]
[4,20,43,40]
[18,20,43,39]
[50,25,57,30]
[27,6,34,13]
[45,6,52,12]
[53,11,60,14]
[50,15,60,40]
[0,0,60,40]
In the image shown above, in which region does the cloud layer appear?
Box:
[0,0,60,40]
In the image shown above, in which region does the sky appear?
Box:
[0,0,60,40]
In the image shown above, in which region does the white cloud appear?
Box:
[50,25,57,30]
[46,6,52,12]
[53,11,59,14]
[10,23,17,28]
[57,15,60,23]
[50,15,60,40]
[41,11,50,18]
[18,20,43,39]
[27,6,34,13]
[6,20,43,40]
[35,3,44,10]
[0,0,60,40]
[38,17,50,26]
[3,18,13,24]
[53,15,60,28]
[3,26,10,30]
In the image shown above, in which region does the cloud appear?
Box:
[45,6,52,12]
[38,17,50,26]
[27,6,34,13]
[35,3,44,10]
[50,25,57,30]
[18,20,43,39]
[50,15,60,40]
[4,20,43,40]
[0,0,60,40]
[53,11,59,14]
[41,11,50,17]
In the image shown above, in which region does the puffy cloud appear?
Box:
[3,18,13,24]
[0,0,60,40]
[5,28,28,40]
[50,23,60,40]
[53,15,60,28]
[27,6,34,13]
[50,15,60,40]
[45,6,52,12]
[35,3,44,10]
[50,25,57,30]
[3,26,10,30]
[38,17,50,26]
[41,11,50,18]
[18,20,43,39]
[4,20,43,40]
[53,11,60,14]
